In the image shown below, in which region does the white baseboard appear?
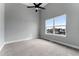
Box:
[0,42,5,52]
[44,39,79,49]
[0,37,38,52]
[5,37,37,45]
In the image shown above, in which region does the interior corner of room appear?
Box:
[0,3,79,56]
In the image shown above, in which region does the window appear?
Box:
[54,15,66,35]
[45,14,66,36]
[45,18,53,34]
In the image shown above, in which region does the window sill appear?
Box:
[52,34,66,37]
[45,33,66,37]
[45,33,53,35]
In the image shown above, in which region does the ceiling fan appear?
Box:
[27,3,46,12]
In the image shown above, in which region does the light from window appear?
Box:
[45,14,66,35]
[45,18,53,34]
[54,14,66,35]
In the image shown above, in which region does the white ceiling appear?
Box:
[24,3,48,7]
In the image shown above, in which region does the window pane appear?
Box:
[45,18,53,34]
[54,14,66,35]
[46,18,53,27]
[55,15,66,25]
[46,26,53,34]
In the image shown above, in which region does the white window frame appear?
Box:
[45,14,66,37]
[45,19,53,35]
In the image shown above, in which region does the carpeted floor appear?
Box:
[0,39,79,56]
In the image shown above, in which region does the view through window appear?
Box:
[45,14,66,35]
[45,18,53,34]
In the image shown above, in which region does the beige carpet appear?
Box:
[0,39,79,56]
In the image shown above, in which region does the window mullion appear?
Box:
[53,18,55,34]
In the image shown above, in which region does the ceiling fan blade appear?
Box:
[38,3,42,6]
[27,6,35,8]
[33,3,37,6]
[39,7,45,9]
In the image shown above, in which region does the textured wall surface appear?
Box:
[5,3,39,42]
[0,4,4,49]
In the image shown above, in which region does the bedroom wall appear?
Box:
[40,3,79,49]
[5,3,39,42]
[0,3,5,50]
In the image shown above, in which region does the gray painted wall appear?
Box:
[0,4,4,48]
[40,3,79,48]
[5,3,39,42]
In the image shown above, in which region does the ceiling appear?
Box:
[24,3,48,7]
